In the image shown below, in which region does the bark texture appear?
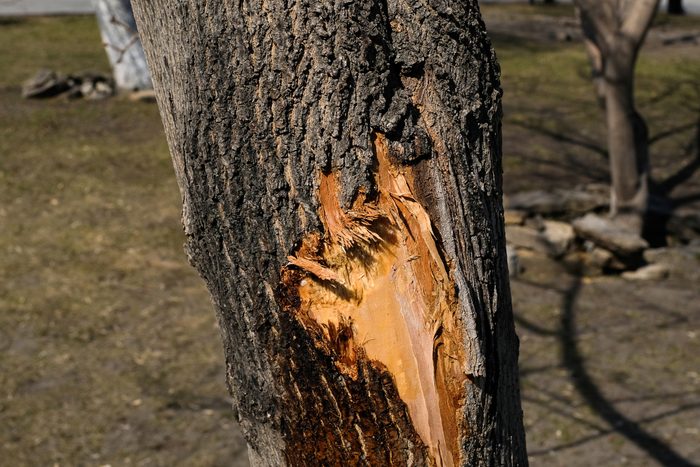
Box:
[576,0,658,226]
[132,0,526,465]
[94,0,151,91]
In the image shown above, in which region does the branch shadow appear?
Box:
[553,266,696,466]
[644,116,700,245]
[652,116,700,205]
[507,70,700,211]
[512,119,609,161]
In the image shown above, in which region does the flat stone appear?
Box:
[74,72,114,100]
[504,209,526,226]
[644,245,700,264]
[542,220,575,257]
[21,69,70,98]
[563,246,622,276]
[644,247,672,264]
[622,263,670,281]
[505,189,607,216]
[643,246,700,282]
[572,213,648,255]
[506,225,557,257]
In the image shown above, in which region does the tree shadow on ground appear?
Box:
[512,119,609,162]
[645,115,700,245]
[651,116,700,203]
[517,268,698,465]
[557,267,696,466]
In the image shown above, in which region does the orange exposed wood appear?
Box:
[284,133,467,466]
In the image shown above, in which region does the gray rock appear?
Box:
[588,247,614,267]
[524,215,545,231]
[71,72,114,99]
[506,225,554,256]
[89,80,114,100]
[505,189,607,216]
[79,80,95,97]
[505,224,571,258]
[622,263,670,281]
[21,69,114,100]
[644,245,700,273]
[504,209,526,226]
[572,213,649,255]
[21,69,70,98]
[542,220,575,257]
[564,247,622,276]
[644,247,672,264]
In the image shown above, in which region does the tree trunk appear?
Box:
[132,1,527,465]
[604,50,649,222]
[668,0,685,15]
[94,0,151,91]
[576,0,658,227]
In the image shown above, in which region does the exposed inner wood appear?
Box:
[286,133,467,466]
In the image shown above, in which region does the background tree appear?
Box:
[575,0,659,233]
[94,0,151,91]
[132,0,527,465]
[668,0,685,15]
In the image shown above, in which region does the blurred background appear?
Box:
[0,1,698,466]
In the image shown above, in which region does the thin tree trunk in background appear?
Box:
[604,51,650,224]
[668,0,685,15]
[576,0,658,229]
[94,0,151,91]
[132,0,527,465]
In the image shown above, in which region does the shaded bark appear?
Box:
[576,0,658,229]
[94,0,151,91]
[132,0,526,465]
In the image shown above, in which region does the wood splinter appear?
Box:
[282,134,468,466]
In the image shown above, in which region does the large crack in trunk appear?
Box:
[284,134,466,466]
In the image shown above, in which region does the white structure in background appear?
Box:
[93,0,151,91]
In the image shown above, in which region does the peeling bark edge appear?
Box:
[131,0,528,465]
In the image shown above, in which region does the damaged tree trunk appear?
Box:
[576,0,659,231]
[132,0,527,465]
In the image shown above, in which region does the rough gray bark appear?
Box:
[575,0,659,229]
[132,0,527,465]
[94,0,151,91]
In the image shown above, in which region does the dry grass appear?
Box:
[0,15,247,466]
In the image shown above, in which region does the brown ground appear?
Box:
[0,5,698,466]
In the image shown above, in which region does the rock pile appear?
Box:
[504,187,700,280]
[22,69,114,100]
